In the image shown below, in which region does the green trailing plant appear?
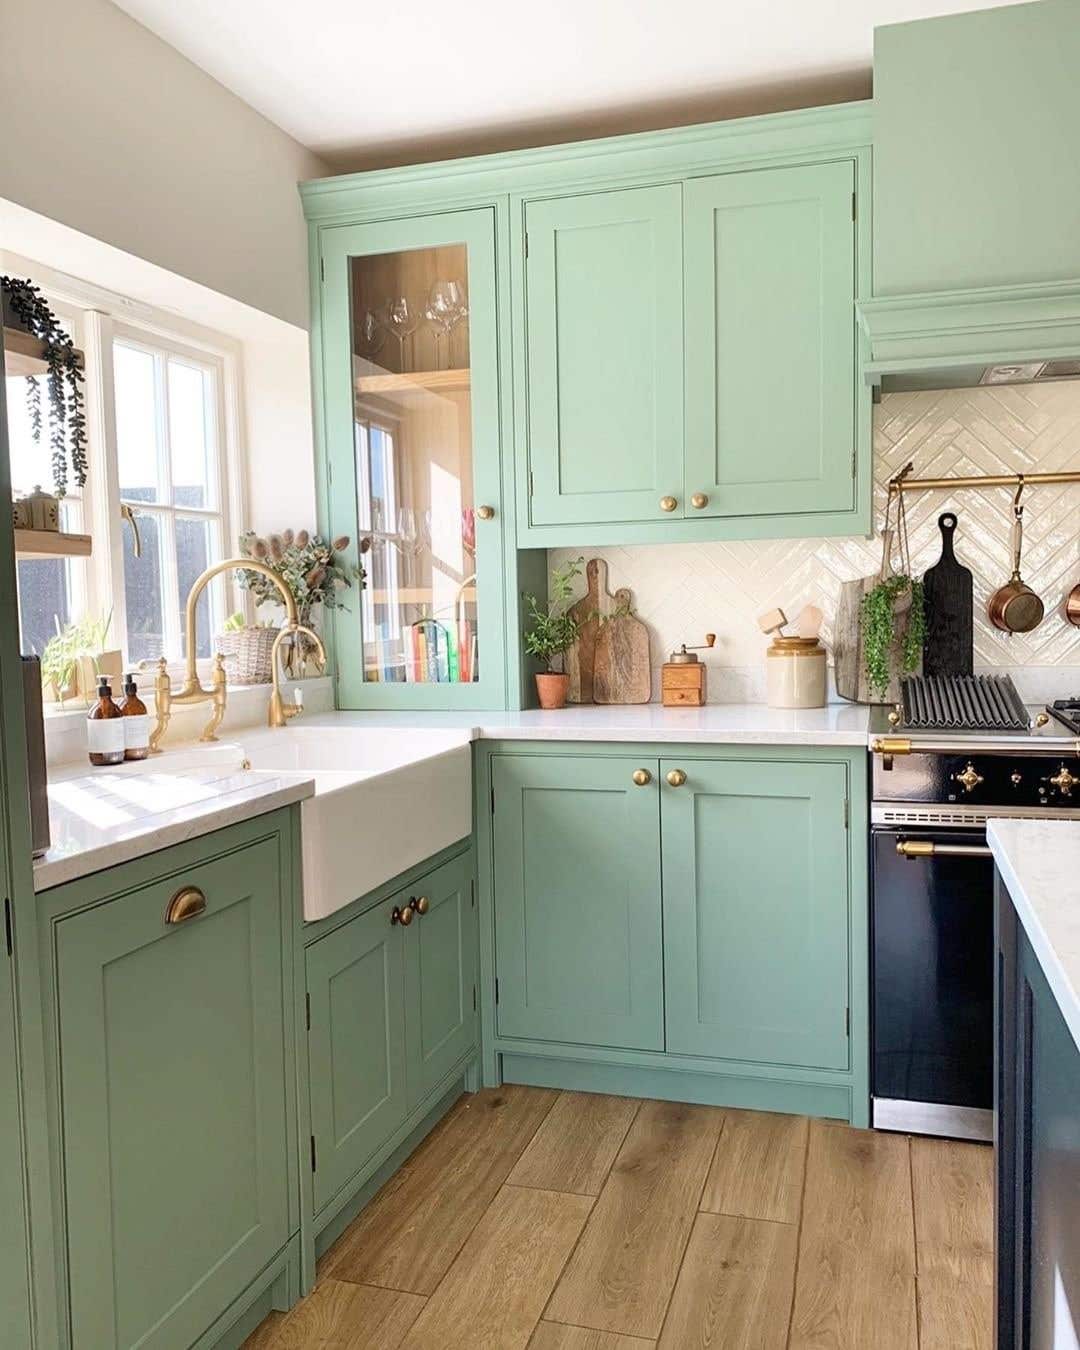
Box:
[523,557,584,673]
[861,575,925,699]
[2,276,87,497]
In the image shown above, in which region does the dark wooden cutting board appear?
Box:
[923,512,973,677]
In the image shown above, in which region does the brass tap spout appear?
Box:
[268,624,327,727]
[150,557,320,751]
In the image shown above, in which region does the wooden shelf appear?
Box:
[4,327,86,379]
[14,529,93,560]
[356,367,470,397]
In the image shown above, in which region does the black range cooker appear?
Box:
[870,676,1080,1141]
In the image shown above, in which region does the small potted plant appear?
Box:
[523,558,584,710]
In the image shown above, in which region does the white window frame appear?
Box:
[3,254,248,678]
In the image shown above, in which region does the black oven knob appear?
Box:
[952,762,985,794]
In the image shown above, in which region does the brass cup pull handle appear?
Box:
[690,492,709,510]
[476,505,495,521]
[631,769,652,786]
[391,904,414,927]
[165,886,207,925]
[410,895,430,916]
[666,769,687,788]
[659,496,678,513]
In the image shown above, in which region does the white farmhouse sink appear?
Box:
[236,725,472,921]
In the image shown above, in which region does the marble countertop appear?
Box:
[299,702,872,746]
[988,818,1080,1053]
[35,759,314,893]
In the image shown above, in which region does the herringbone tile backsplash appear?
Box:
[551,381,1080,700]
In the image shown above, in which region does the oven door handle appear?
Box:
[896,839,993,859]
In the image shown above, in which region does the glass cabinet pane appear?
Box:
[351,243,480,685]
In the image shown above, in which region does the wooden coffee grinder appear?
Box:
[661,634,716,707]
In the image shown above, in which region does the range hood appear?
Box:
[857,277,1080,394]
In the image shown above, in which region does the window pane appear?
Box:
[115,343,162,503]
[175,516,220,659]
[123,510,166,663]
[168,360,214,509]
[17,560,70,657]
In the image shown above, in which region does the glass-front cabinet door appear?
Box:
[320,209,505,707]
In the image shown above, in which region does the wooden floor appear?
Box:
[245,1087,994,1350]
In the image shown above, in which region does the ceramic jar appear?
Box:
[766,636,826,709]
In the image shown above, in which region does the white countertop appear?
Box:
[300,702,872,746]
[988,818,1080,1053]
[35,760,314,892]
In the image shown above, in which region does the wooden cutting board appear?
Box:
[564,558,604,703]
[594,584,651,705]
[922,511,973,677]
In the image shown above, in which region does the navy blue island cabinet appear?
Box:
[995,875,1080,1350]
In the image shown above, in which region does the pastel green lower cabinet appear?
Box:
[683,161,857,520]
[660,758,850,1068]
[54,837,291,1350]
[306,896,408,1216]
[0,915,31,1350]
[491,754,664,1050]
[307,852,477,1215]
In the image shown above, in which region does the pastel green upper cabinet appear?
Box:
[54,838,291,1350]
[307,895,408,1215]
[319,209,507,708]
[0,923,31,1350]
[524,186,685,526]
[684,161,857,518]
[492,754,664,1050]
[404,851,478,1106]
[660,757,850,1069]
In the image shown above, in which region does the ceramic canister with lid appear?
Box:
[766,636,826,709]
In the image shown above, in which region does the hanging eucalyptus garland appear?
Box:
[2,276,87,497]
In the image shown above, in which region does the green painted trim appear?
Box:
[501,1054,854,1123]
[858,276,1080,380]
[513,505,872,548]
[300,102,873,221]
[201,1238,299,1350]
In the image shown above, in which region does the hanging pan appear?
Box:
[988,481,1044,634]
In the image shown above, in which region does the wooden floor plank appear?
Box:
[657,1212,796,1349]
[242,1311,285,1349]
[529,1324,655,1349]
[509,1092,641,1195]
[788,1120,917,1350]
[245,1279,425,1349]
[398,1185,592,1350]
[326,1085,558,1295]
[699,1109,808,1225]
[546,1099,723,1339]
[911,1137,994,1282]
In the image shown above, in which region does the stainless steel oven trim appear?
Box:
[873,1097,993,1143]
[871,803,1080,826]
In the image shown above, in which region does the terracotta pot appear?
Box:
[535,672,570,710]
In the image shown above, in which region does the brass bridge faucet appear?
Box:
[149,557,327,751]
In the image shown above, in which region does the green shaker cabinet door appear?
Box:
[404,852,478,1107]
[525,186,684,525]
[684,161,856,518]
[55,838,291,1350]
[661,758,850,1069]
[492,754,664,1050]
[307,896,407,1215]
[0,927,31,1350]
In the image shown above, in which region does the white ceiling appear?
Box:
[112,0,1028,168]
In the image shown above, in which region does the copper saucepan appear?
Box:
[1065,581,1080,627]
[988,500,1044,633]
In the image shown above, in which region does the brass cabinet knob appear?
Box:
[952,762,985,794]
[631,768,652,786]
[476,504,495,520]
[411,895,430,916]
[164,886,206,925]
[391,904,414,927]
[690,492,709,510]
[666,769,687,787]
[659,496,678,513]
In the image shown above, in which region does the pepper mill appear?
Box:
[661,635,716,707]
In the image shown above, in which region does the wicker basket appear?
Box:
[215,626,278,685]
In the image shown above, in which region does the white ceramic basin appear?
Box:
[236,725,472,921]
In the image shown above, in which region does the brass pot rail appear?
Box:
[888,469,1080,496]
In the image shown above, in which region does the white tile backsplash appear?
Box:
[552,382,1080,701]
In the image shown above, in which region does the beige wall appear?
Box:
[0,0,329,330]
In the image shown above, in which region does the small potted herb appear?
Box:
[523,558,584,709]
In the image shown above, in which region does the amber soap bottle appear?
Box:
[87,678,126,766]
[120,675,151,760]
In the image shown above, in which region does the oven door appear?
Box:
[871,826,994,1141]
